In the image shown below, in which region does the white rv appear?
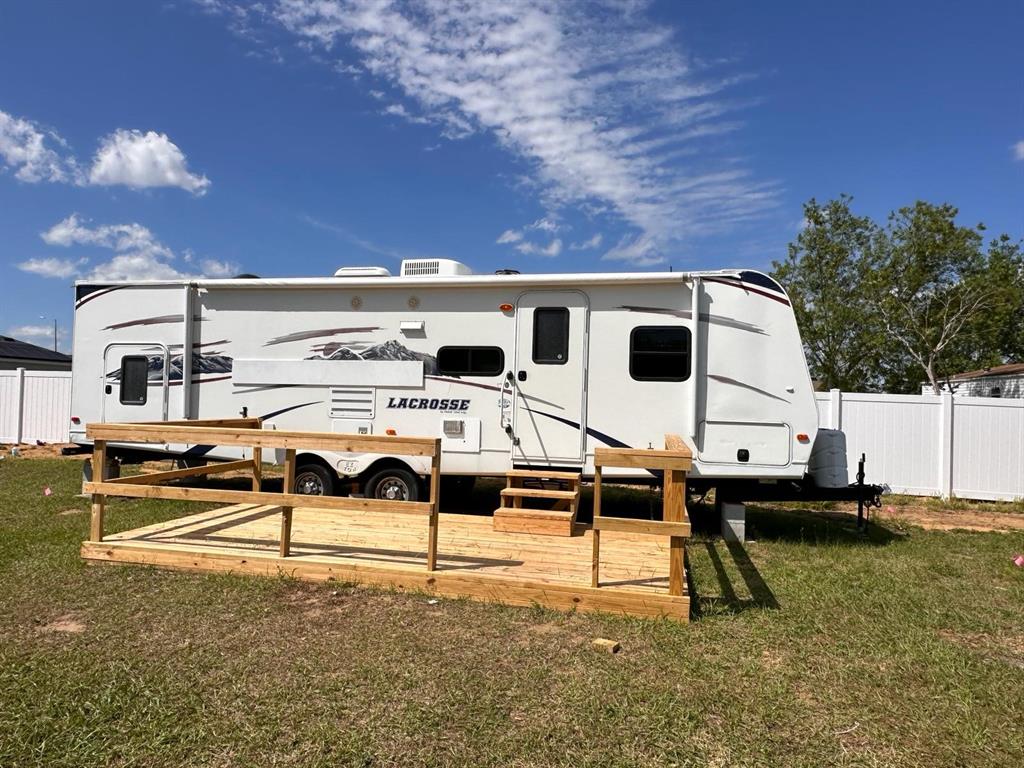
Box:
[70,259,850,501]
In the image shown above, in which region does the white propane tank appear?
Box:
[807,429,849,488]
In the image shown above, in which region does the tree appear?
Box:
[772,196,884,391]
[869,202,991,394]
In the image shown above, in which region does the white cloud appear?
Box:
[496,229,523,244]
[4,323,70,353]
[89,129,210,195]
[24,214,238,281]
[570,233,603,251]
[1013,140,1024,161]
[5,324,64,340]
[602,234,664,267]
[515,238,562,258]
[16,257,86,279]
[0,109,211,194]
[259,0,777,264]
[0,109,81,183]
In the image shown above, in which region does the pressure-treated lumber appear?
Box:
[493,508,576,536]
[500,487,578,500]
[84,480,432,515]
[506,469,582,481]
[86,423,439,455]
[594,448,692,471]
[80,503,689,620]
[107,459,255,485]
[592,516,691,538]
[90,440,107,542]
[280,448,296,557]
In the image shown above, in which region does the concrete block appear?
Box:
[720,501,746,542]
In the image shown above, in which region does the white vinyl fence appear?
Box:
[817,390,1024,502]
[0,368,72,444]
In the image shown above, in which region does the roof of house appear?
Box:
[0,335,71,363]
[948,362,1024,381]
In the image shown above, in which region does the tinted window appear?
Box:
[630,327,690,381]
[437,346,504,376]
[533,308,569,364]
[119,355,149,405]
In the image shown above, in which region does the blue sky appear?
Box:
[1,0,1021,352]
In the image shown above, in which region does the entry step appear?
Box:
[493,507,576,537]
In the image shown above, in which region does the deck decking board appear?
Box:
[86,503,689,619]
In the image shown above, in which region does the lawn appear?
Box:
[1,457,1022,767]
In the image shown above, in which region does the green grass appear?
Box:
[1,458,1023,767]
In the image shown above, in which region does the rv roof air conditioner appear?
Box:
[400,258,473,277]
[333,266,392,277]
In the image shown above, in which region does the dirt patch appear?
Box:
[1,443,83,460]
[939,630,1024,668]
[57,508,85,516]
[878,505,1024,533]
[37,614,87,634]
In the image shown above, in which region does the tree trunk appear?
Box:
[927,359,942,395]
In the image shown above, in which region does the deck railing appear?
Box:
[591,434,692,596]
[83,419,443,569]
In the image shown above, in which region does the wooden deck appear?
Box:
[81,504,690,620]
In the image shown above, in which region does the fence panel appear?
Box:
[951,397,1024,501]
[817,389,1023,501]
[0,369,72,444]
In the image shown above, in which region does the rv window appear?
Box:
[119,355,149,405]
[630,327,690,382]
[533,308,569,365]
[437,346,505,376]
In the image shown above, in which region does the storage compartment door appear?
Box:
[697,421,791,467]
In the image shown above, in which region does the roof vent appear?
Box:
[495,268,520,275]
[333,266,392,277]
[400,258,473,277]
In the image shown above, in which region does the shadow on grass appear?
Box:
[691,540,780,617]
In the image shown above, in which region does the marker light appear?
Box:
[70,416,81,424]
[386,428,397,436]
[796,433,810,443]
[499,303,514,312]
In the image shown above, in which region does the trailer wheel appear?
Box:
[293,463,336,496]
[364,467,421,502]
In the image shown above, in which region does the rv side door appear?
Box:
[101,343,170,423]
[511,291,588,466]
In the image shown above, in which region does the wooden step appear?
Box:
[500,487,579,500]
[506,469,581,481]
[493,507,576,536]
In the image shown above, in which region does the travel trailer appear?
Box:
[69,259,860,502]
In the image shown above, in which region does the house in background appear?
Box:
[0,335,71,371]
[923,363,1024,398]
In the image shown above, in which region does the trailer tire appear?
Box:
[364,466,421,503]
[293,463,336,496]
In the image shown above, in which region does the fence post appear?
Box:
[938,391,954,499]
[829,388,842,430]
[15,367,26,444]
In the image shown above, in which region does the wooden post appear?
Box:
[251,446,262,492]
[426,440,441,571]
[279,448,295,558]
[90,440,107,542]
[663,468,686,596]
[591,465,602,587]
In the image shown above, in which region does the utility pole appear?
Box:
[53,318,57,352]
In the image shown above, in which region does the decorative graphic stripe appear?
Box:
[426,375,565,411]
[708,374,790,403]
[264,327,381,346]
[522,408,631,449]
[103,314,207,331]
[618,305,766,335]
[703,276,791,307]
[75,285,123,309]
